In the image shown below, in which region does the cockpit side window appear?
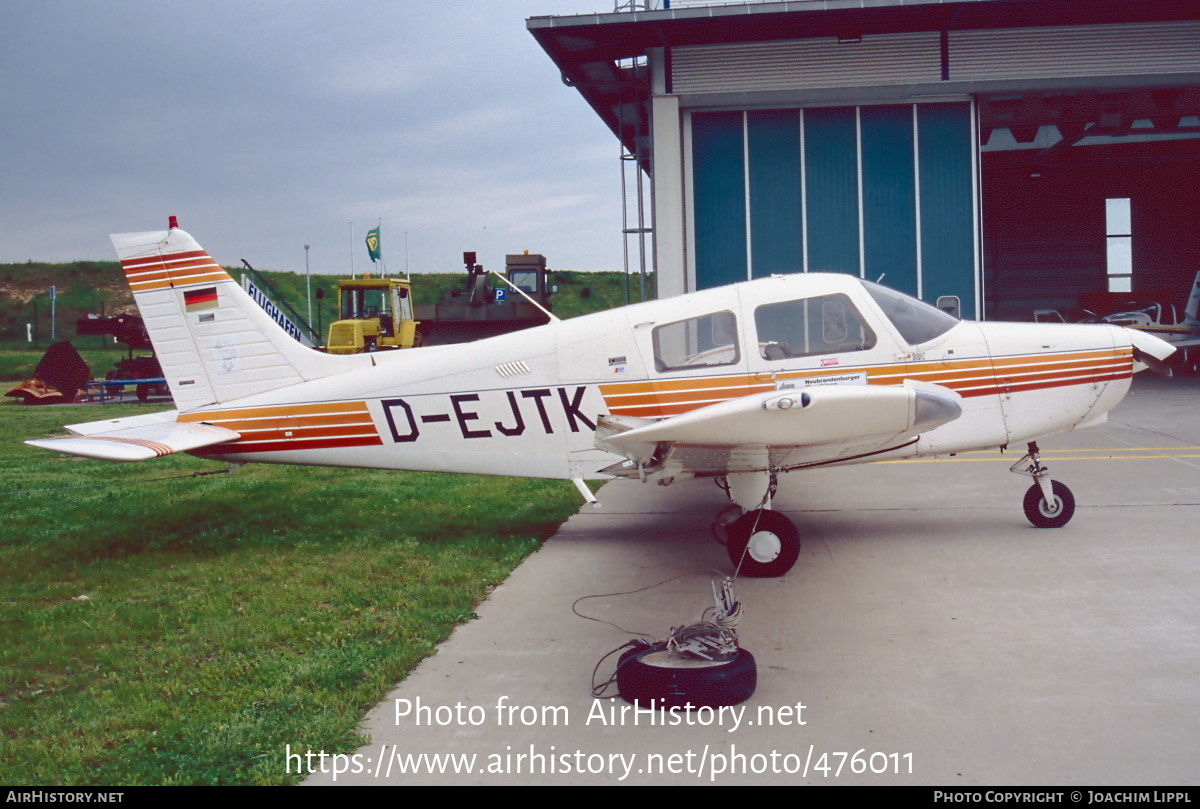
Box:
[860,280,959,345]
[652,310,739,372]
[754,294,876,360]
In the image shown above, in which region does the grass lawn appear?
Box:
[2,402,585,785]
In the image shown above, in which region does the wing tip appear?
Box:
[25,437,162,462]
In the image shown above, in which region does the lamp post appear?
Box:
[304,244,312,337]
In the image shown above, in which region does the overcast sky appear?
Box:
[1,1,627,275]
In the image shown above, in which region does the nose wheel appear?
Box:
[1022,480,1075,528]
[1012,442,1076,529]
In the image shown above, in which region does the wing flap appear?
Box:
[26,414,240,462]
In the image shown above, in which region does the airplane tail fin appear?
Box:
[113,220,349,410]
[1184,270,1200,325]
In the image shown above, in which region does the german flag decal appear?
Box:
[184,286,219,311]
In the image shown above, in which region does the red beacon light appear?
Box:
[168,215,179,229]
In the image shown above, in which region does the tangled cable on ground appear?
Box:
[580,574,744,698]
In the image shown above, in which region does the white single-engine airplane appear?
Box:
[26,220,1175,577]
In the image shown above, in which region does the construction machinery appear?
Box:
[324,276,418,354]
[412,251,554,346]
[322,252,554,353]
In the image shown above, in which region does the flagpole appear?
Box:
[349,221,354,275]
[378,218,386,278]
[304,244,312,328]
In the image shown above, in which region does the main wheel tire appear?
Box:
[726,509,800,577]
[1023,480,1075,528]
[616,644,756,709]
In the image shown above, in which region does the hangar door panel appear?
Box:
[691,111,747,289]
[689,102,977,317]
[804,107,860,276]
[861,105,918,298]
[747,109,803,277]
[917,103,976,311]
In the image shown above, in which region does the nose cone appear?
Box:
[913,388,963,432]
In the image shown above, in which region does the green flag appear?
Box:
[365,226,381,263]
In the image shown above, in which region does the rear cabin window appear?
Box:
[652,310,740,372]
[754,294,876,360]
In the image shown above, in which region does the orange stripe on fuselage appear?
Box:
[599,348,1132,417]
[191,436,383,456]
[227,423,376,442]
[177,401,382,455]
[177,401,370,423]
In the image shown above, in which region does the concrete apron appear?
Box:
[306,375,1200,785]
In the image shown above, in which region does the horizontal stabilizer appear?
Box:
[597,380,961,457]
[26,414,239,462]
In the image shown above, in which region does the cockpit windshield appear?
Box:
[859,280,960,345]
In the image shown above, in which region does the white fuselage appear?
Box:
[177,274,1142,481]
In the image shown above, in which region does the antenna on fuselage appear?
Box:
[490,271,560,323]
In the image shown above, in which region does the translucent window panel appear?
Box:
[1106,198,1131,236]
[861,279,959,345]
[755,294,876,359]
[653,310,740,372]
[1106,235,1132,275]
[508,270,539,294]
[1105,198,1132,292]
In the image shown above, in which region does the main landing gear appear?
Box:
[709,444,1075,576]
[1011,441,1076,529]
[712,471,801,578]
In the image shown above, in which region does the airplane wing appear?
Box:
[595,379,962,477]
[25,411,240,462]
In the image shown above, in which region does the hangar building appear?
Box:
[529,0,1200,321]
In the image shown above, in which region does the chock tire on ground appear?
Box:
[616,643,756,710]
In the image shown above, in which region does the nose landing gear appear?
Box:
[1011,442,1076,528]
